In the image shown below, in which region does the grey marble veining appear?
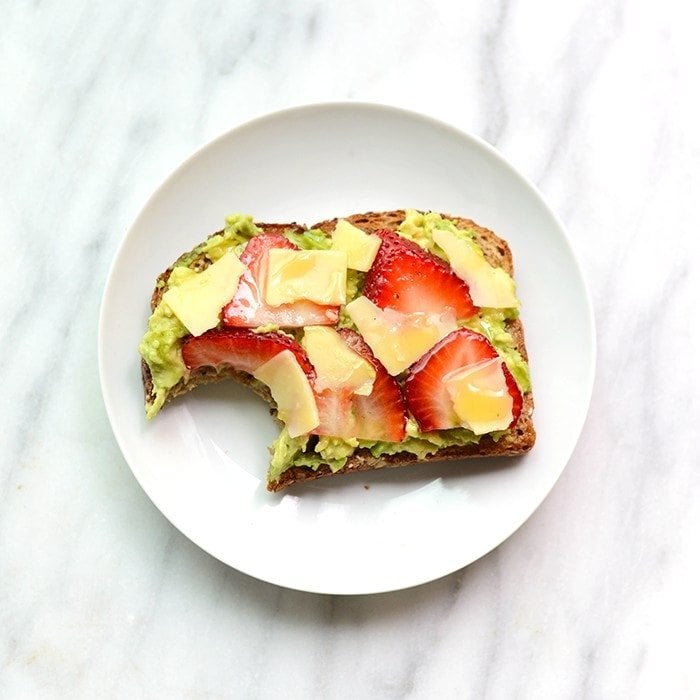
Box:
[3,0,700,697]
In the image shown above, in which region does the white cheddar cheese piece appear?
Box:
[330,220,382,272]
[162,250,246,337]
[265,249,347,306]
[301,326,376,395]
[432,229,519,309]
[253,349,320,437]
[442,358,513,434]
[345,296,457,376]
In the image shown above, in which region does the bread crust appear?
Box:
[141,211,535,491]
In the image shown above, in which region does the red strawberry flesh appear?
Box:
[313,329,407,442]
[363,229,477,320]
[405,328,522,432]
[222,233,339,328]
[182,327,314,377]
[312,389,353,439]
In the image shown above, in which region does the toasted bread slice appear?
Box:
[141,211,535,491]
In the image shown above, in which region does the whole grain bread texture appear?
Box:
[141,211,535,491]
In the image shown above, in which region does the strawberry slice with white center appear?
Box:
[313,390,351,440]
[313,329,407,442]
[363,229,478,320]
[405,328,522,432]
[222,233,339,328]
[182,327,314,377]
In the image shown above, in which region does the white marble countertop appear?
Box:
[3,1,700,697]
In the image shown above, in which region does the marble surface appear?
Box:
[3,0,700,697]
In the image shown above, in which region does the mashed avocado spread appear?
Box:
[139,303,189,418]
[399,209,476,253]
[139,210,531,480]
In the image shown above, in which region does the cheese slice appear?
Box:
[331,220,382,272]
[432,229,518,309]
[442,358,513,434]
[345,296,457,376]
[302,326,375,395]
[253,349,319,437]
[265,249,347,306]
[162,250,246,336]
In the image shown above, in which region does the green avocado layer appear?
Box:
[139,211,531,481]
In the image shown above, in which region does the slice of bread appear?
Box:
[141,211,535,491]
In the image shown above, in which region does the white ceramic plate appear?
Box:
[99,103,595,595]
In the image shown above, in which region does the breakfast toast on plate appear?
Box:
[139,210,535,491]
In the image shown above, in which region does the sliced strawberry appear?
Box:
[313,329,407,442]
[363,229,478,320]
[222,233,339,328]
[182,327,314,377]
[405,328,522,432]
[313,390,353,439]
[241,232,293,267]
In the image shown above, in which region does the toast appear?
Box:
[140,210,535,491]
